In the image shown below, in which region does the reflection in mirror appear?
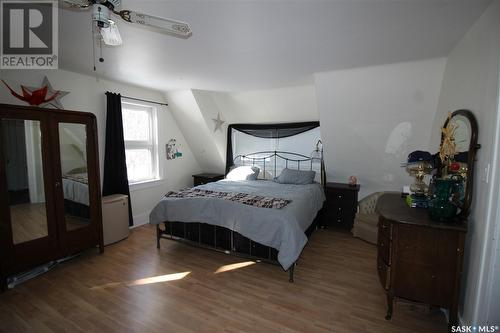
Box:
[1,119,48,244]
[59,123,90,231]
[449,115,472,153]
[434,110,479,220]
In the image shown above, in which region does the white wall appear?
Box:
[165,90,225,173]
[0,69,201,226]
[166,85,318,174]
[209,85,318,123]
[314,58,446,198]
[428,0,500,324]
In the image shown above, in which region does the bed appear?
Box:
[150,122,325,282]
[62,172,90,219]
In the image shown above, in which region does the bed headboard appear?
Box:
[226,122,325,186]
[233,150,325,185]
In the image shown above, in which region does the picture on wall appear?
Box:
[166,139,183,160]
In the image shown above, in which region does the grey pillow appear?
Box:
[274,168,316,185]
[226,165,260,181]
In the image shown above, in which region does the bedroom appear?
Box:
[0,0,499,332]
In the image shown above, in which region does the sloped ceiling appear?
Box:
[59,0,492,91]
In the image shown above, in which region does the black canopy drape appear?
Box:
[102,92,133,226]
[225,121,320,174]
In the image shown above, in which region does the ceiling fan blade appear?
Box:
[100,21,122,46]
[117,10,192,38]
[60,0,90,8]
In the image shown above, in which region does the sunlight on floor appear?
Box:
[215,261,256,274]
[91,272,190,289]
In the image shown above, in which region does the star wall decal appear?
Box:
[27,76,69,109]
[212,112,225,133]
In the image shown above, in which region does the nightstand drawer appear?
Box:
[193,178,210,186]
[326,214,355,226]
[326,189,357,207]
[323,182,360,229]
[193,173,224,187]
[327,205,356,218]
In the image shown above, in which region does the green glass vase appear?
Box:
[428,179,459,222]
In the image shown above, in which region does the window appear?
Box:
[121,99,159,184]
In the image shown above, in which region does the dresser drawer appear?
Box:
[397,224,437,266]
[377,256,390,290]
[393,261,438,305]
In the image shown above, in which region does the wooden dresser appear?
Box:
[324,182,360,229]
[376,193,466,327]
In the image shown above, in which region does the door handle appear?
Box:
[55,181,61,188]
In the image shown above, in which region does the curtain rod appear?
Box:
[121,95,168,107]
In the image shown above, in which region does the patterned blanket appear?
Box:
[62,173,88,185]
[165,188,291,209]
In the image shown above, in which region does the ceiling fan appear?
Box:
[62,0,192,68]
[63,0,193,45]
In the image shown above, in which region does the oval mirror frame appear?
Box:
[440,109,480,219]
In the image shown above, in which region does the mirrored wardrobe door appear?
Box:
[57,122,91,232]
[1,118,49,245]
[51,114,102,256]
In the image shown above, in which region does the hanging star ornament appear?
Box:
[26,76,70,109]
[212,112,225,133]
[1,79,59,106]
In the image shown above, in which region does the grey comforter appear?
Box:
[149,180,325,270]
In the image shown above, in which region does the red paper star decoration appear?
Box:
[1,77,69,108]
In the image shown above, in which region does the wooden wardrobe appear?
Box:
[0,104,103,290]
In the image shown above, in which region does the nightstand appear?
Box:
[323,182,360,229]
[192,173,224,186]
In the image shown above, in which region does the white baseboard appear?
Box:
[442,308,449,323]
[130,211,150,228]
[441,308,465,327]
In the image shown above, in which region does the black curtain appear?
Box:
[103,92,133,226]
[225,121,320,174]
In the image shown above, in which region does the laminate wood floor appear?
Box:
[0,225,448,333]
[10,203,90,244]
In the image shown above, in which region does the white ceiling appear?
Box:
[59,0,492,92]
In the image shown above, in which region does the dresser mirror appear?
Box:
[1,119,48,244]
[438,109,480,218]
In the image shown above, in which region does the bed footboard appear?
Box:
[155,208,322,283]
[156,221,295,281]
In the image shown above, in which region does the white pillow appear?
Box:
[274,168,316,185]
[226,166,260,181]
[257,169,274,180]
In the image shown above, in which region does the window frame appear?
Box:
[121,98,160,185]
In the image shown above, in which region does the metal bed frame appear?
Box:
[156,150,325,282]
